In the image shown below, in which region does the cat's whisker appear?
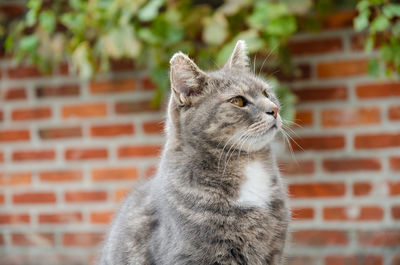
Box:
[221,129,253,177]
[217,129,246,172]
[280,129,297,163]
[258,45,277,76]
[253,54,257,75]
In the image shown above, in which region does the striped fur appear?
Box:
[99,41,290,265]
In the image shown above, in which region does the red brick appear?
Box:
[0,194,4,204]
[7,65,43,79]
[12,233,54,246]
[115,188,130,202]
[358,230,400,247]
[62,103,107,119]
[90,79,136,94]
[292,230,348,246]
[294,86,347,102]
[39,170,82,182]
[90,211,114,224]
[0,172,31,186]
[110,58,135,71]
[279,160,315,175]
[65,148,108,160]
[0,3,25,19]
[143,121,165,134]
[58,63,70,75]
[63,232,103,247]
[389,105,400,121]
[322,107,380,127]
[0,110,3,122]
[323,206,383,221]
[4,88,27,100]
[353,182,372,197]
[355,133,400,149]
[145,166,157,178]
[291,207,314,221]
[39,126,82,140]
[317,59,368,78]
[289,183,345,198]
[12,149,55,162]
[0,214,30,224]
[13,192,56,204]
[356,82,400,99]
[392,255,400,265]
[351,32,385,51]
[39,212,82,224]
[118,145,161,158]
[325,255,383,265]
[90,124,134,137]
[287,256,317,265]
[115,100,160,114]
[0,129,30,142]
[291,135,345,151]
[392,206,400,220]
[390,157,400,171]
[289,37,343,55]
[273,64,311,82]
[323,10,357,29]
[0,234,3,245]
[92,168,138,181]
[294,111,313,127]
[65,191,107,203]
[35,84,80,98]
[0,152,3,163]
[12,107,51,121]
[323,158,381,172]
[141,77,156,90]
[388,181,400,196]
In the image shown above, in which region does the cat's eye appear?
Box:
[262,90,269,98]
[230,96,246,107]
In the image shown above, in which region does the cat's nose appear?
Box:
[266,107,278,119]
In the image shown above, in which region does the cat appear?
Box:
[98,40,290,265]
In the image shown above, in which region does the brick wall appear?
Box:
[1,14,400,265]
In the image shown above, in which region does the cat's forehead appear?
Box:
[210,70,271,97]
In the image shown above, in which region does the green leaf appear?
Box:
[138,0,164,22]
[368,59,380,77]
[203,14,228,45]
[26,0,42,26]
[39,11,56,33]
[392,21,400,37]
[356,0,370,11]
[370,16,390,32]
[137,28,159,44]
[274,82,296,123]
[265,16,297,37]
[382,3,400,18]
[354,10,370,32]
[19,35,39,52]
[365,36,374,53]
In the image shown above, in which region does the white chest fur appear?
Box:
[236,161,272,208]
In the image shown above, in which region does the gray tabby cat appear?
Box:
[98,40,290,265]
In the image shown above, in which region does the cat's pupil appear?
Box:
[262,90,269,98]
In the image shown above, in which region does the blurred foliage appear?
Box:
[354,0,400,77]
[2,0,398,122]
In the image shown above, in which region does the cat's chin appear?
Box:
[237,126,279,153]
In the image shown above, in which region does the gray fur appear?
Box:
[99,40,290,265]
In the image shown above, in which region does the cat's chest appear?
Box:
[236,161,273,208]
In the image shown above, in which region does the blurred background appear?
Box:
[0,0,399,264]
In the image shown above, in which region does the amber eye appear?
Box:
[230,96,245,107]
[262,90,269,98]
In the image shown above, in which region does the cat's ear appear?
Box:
[224,40,250,71]
[170,52,207,105]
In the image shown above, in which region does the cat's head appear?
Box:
[167,40,282,154]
